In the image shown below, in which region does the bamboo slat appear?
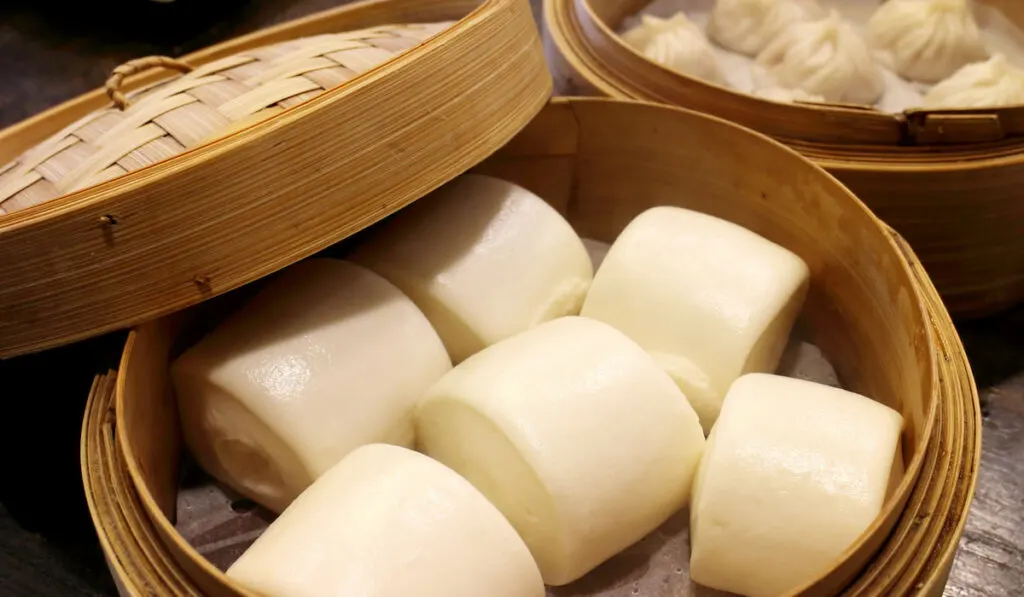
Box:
[81,372,208,597]
[95,98,979,597]
[0,0,552,359]
[542,0,1024,317]
[0,23,449,214]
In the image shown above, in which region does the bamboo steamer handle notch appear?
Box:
[105,56,194,110]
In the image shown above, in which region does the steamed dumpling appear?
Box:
[757,10,885,105]
[621,13,724,83]
[708,0,824,56]
[867,0,988,83]
[923,54,1024,108]
[620,14,662,48]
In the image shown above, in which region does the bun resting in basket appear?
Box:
[689,373,903,597]
[226,444,546,597]
[0,22,451,214]
[579,206,810,433]
[171,259,453,514]
[352,174,595,364]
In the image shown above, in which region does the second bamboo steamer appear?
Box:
[543,0,1024,318]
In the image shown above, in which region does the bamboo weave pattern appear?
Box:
[0,22,452,215]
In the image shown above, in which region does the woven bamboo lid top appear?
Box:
[0,0,554,358]
[0,22,450,215]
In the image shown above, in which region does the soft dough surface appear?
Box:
[416,316,706,586]
[867,0,987,83]
[353,174,593,363]
[689,373,904,597]
[227,444,545,597]
[581,206,809,433]
[172,259,451,513]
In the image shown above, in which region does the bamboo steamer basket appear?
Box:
[77,97,981,597]
[542,0,1024,318]
[0,0,550,359]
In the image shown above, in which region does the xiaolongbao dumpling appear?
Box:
[622,13,724,83]
[708,0,825,56]
[756,10,885,105]
[620,14,662,49]
[923,54,1024,108]
[868,0,988,83]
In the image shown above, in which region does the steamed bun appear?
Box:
[353,174,593,364]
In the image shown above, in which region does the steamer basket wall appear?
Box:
[543,0,1024,317]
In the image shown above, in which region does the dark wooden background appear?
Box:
[0,1,1020,595]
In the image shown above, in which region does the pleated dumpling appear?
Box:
[867,0,988,83]
[923,54,1024,108]
[756,10,885,105]
[708,0,825,57]
[621,13,724,83]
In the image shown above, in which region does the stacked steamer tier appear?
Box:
[544,0,1024,318]
[0,0,964,595]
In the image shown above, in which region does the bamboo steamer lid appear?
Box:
[0,0,551,359]
[79,97,980,597]
[542,0,1024,317]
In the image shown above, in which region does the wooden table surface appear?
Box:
[0,1,1020,595]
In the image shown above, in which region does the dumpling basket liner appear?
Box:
[544,0,1024,318]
